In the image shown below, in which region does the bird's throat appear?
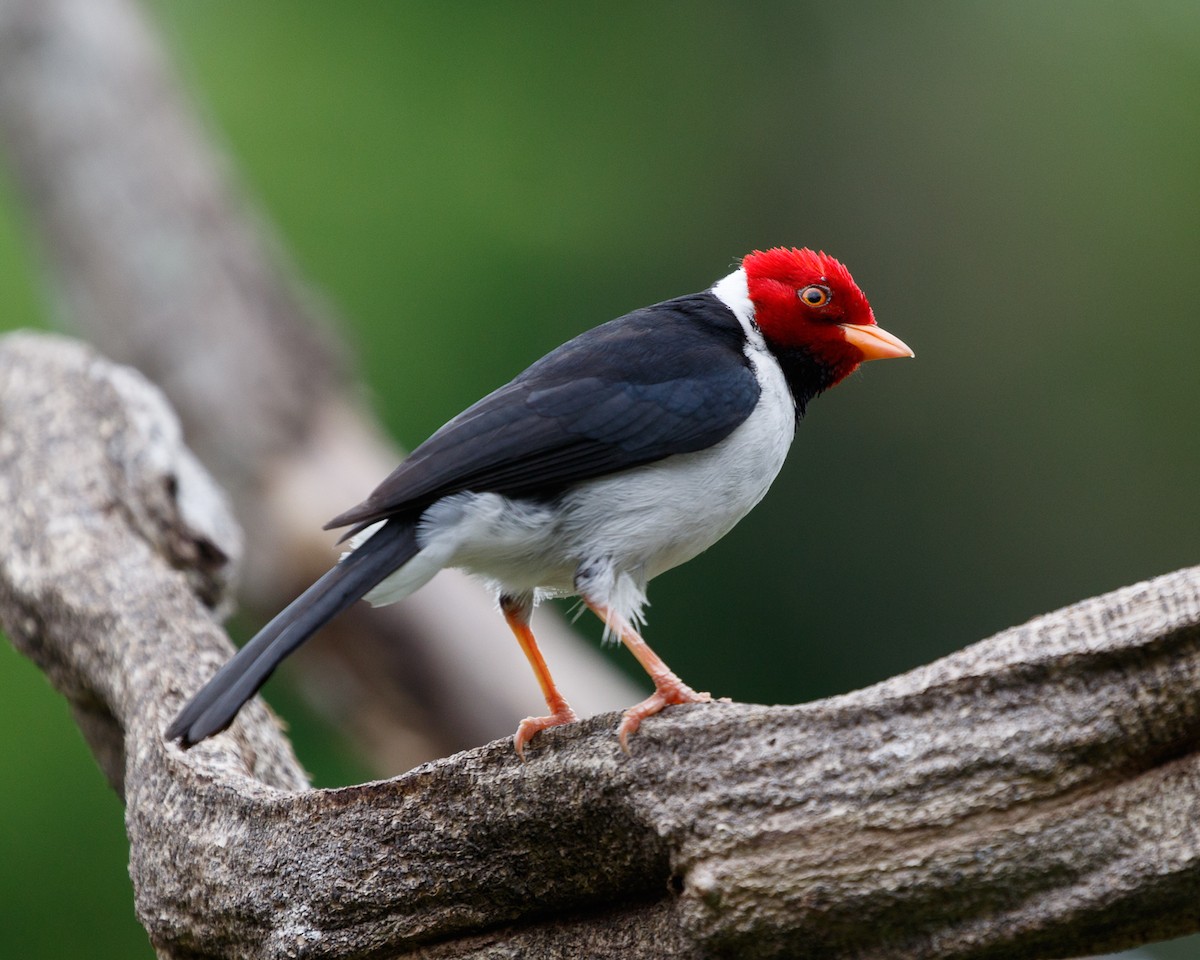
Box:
[769,345,848,418]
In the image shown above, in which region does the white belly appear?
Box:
[377,346,791,614]
[364,343,795,627]
[556,351,794,585]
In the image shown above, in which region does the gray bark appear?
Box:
[3,331,1198,959]
[1,1,1197,956]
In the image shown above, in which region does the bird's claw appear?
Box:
[513,705,580,761]
[617,681,711,753]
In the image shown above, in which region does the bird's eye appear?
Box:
[798,284,831,307]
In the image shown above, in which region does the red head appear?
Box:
[742,247,912,390]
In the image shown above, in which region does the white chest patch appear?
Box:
[554,342,794,586]
[364,268,798,627]
[377,341,795,625]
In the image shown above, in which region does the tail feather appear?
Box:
[166,520,420,747]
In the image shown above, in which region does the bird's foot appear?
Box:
[617,678,711,753]
[514,704,580,761]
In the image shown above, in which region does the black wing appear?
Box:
[326,291,763,534]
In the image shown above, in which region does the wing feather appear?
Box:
[326,292,762,533]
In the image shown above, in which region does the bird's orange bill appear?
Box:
[838,323,915,361]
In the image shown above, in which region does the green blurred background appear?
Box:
[1,1,1197,956]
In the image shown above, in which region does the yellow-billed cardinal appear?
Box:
[167,247,912,756]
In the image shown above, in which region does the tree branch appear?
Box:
[3,332,1198,959]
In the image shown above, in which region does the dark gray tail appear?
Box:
[166,520,420,747]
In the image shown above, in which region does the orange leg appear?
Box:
[501,595,579,760]
[584,600,711,752]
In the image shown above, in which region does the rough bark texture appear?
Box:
[0,0,640,770]
[2,2,1197,956]
[4,335,1199,959]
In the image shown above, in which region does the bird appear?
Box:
[166,247,912,757]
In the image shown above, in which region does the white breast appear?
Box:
[376,341,791,625]
[363,266,797,627]
[555,342,794,585]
